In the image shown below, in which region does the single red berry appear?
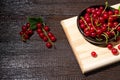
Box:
[86,8,92,13]
[19,31,24,35]
[111,48,118,55]
[79,19,84,24]
[46,42,52,48]
[39,33,45,39]
[91,51,97,57]
[26,23,30,28]
[28,29,33,35]
[118,45,120,50]
[36,23,42,29]
[50,36,56,42]
[117,26,120,32]
[107,43,113,50]
[48,32,53,37]
[37,29,43,34]
[44,26,50,31]
[91,32,96,37]
[43,36,48,42]
[85,30,91,36]
[114,9,119,14]
[103,13,109,19]
[22,25,27,32]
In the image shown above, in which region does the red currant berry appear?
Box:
[86,8,92,13]
[39,33,45,39]
[28,29,33,35]
[36,23,42,29]
[117,26,120,32]
[114,9,119,14]
[91,51,97,57]
[46,42,52,48]
[107,43,113,50]
[85,30,91,36]
[48,32,53,37]
[22,25,27,32]
[79,19,84,24]
[103,13,108,19]
[50,36,56,42]
[111,48,118,55]
[19,31,24,35]
[44,26,50,31]
[26,23,30,28]
[37,29,43,34]
[118,45,120,50]
[43,36,48,42]
[108,11,114,15]
[91,32,96,37]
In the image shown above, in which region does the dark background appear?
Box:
[0,0,120,80]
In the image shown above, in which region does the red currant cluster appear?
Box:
[19,23,34,41]
[36,23,56,48]
[79,5,120,43]
[19,17,56,48]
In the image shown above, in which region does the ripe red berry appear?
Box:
[46,42,52,48]
[91,51,97,57]
[19,31,24,35]
[44,26,50,31]
[26,23,30,28]
[39,33,45,39]
[37,29,43,34]
[36,23,42,29]
[118,45,120,50]
[48,32,53,37]
[107,43,113,50]
[43,36,48,42]
[28,29,33,35]
[117,26,120,32]
[111,48,118,55]
[22,25,27,32]
[50,36,56,42]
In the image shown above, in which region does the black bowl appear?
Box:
[77,5,120,46]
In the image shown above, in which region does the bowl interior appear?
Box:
[77,5,120,45]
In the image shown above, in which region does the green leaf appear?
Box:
[28,17,44,30]
[119,6,120,11]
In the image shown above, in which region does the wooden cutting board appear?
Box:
[60,3,120,74]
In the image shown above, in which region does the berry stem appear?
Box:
[90,14,97,30]
[81,16,90,29]
[110,23,120,32]
[42,27,55,46]
[102,1,108,14]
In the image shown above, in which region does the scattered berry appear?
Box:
[107,43,113,50]
[111,48,118,55]
[91,51,97,57]
[46,42,52,48]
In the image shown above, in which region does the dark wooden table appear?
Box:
[0,0,120,80]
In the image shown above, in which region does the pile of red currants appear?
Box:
[78,5,120,44]
[19,17,56,48]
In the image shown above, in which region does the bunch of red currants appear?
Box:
[19,18,56,48]
[79,5,120,43]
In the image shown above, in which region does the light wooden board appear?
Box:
[60,3,120,74]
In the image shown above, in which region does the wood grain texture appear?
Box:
[0,0,120,80]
